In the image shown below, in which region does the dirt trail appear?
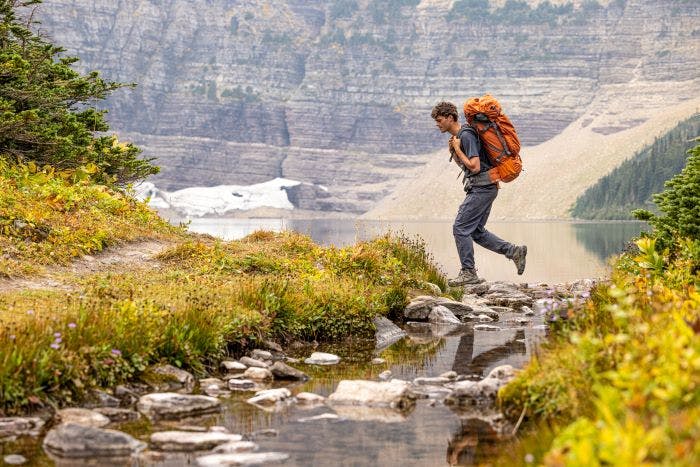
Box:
[0,239,176,293]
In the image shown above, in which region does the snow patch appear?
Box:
[134,178,302,217]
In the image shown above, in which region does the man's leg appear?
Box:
[471,188,527,274]
[450,190,495,285]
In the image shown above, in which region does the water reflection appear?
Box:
[173,218,646,284]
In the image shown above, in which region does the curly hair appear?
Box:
[431,101,458,121]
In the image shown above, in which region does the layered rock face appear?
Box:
[37,0,699,213]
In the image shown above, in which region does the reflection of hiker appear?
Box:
[431,101,526,286]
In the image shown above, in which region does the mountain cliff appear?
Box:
[36,0,700,215]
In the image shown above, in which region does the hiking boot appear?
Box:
[512,245,527,275]
[448,269,485,287]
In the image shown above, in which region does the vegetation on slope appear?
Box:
[498,142,700,465]
[571,115,700,220]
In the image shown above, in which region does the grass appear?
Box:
[0,160,180,277]
[0,162,449,413]
[497,237,700,465]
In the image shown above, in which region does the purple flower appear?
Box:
[27,310,34,315]
[54,332,61,338]
[111,349,122,356]
[68,323,77,329]
[50,343,60,349]
[54,337,62,344]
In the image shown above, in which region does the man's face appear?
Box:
[434,115,453,133]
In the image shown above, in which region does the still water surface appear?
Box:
[178,218,647,284]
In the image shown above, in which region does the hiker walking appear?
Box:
[431,101,527,286]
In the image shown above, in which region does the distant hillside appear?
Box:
[571,115,700,220]
[36,0,700,214]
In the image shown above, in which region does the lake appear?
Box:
[172,218,648,284]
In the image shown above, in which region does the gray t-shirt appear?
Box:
[458,125,493,176]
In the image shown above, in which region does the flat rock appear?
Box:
[304,352,340,365]
[227,379,258,391]
[378,370,392,381]
[473,324,501,331]
[137,393,221,421]
[43,423,145,458]
[373,315,407,350]
[150,431,242,452]
[371,358,386,365]
[221,361,247,372]
[212,441,259,453]
[93,408,141,423]
[243,367,273,381]
[247,388,293,406]
[239,357,269,369]
[462,282,491,295]
[0,417,45,438]
[55,408,110,428]
[270,361,308,381]
[297,413,341,423]
[328,379,415,409]
[404,296,475,320]
[197,452,289,466]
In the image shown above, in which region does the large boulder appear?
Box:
[137,393,221,421]
[43,423,145,458]
[328,379,415,410]
[428,305,462,324]
[373,316,407,350]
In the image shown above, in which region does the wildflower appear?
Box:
[68,323,77,329]
[111,349,122,356]
[27,309,34,315]
[54,332,61,338]
[54,337,62,344]
[50,343,60,349]
[9,334,16,340]
[525,453,534,463]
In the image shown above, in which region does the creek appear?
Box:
[1,220,645,466]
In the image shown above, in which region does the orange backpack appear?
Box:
[463,94,522,183]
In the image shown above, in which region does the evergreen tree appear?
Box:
[0,0,158,185]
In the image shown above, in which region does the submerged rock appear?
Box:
[295,392,326,404]
[304,352,340,365]
[246,388,293,406]
[43,423,145,458]
[328,379,415,409]
[137,393,221,421]
[3,454,27,465]
[197,452,289,466]
[212,441,259,453]
[150,431,242,452]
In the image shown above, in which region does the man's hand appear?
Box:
[449,135,460,152]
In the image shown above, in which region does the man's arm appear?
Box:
[449,136,480,173]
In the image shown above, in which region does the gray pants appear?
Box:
[453,185,515,271]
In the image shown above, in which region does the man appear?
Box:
[431,101,527,286]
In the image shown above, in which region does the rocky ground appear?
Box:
[1,271,595,465]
